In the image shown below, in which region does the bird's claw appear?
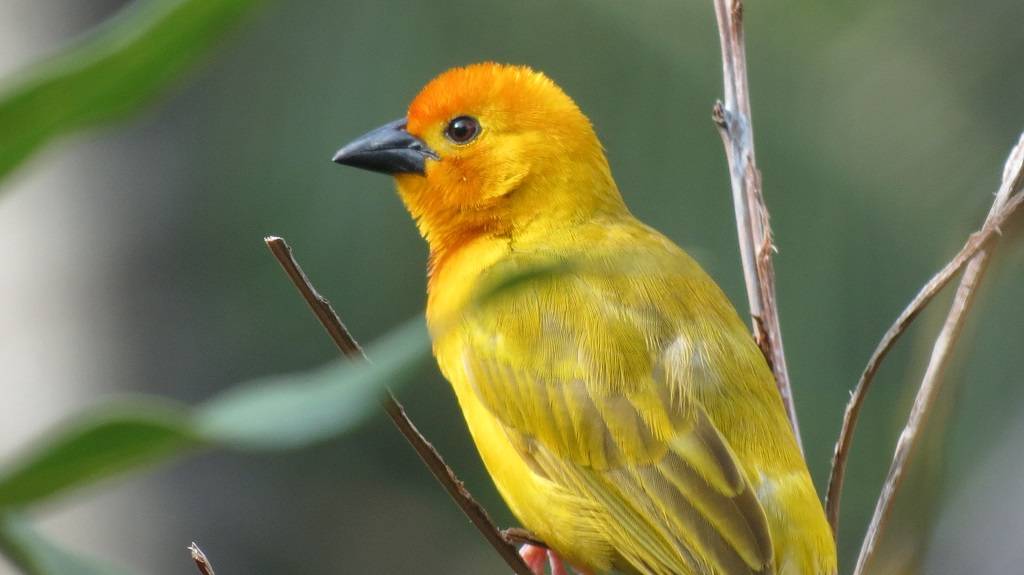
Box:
[518,544,578,575]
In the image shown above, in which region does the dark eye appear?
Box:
[444,116,480,144]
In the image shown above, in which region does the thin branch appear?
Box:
[850,132,1024,575]
[825,184,1024,533]
[826,133,1024,536]
[711,0,801,450]
[263,236,533,575]
[188,542,216,575]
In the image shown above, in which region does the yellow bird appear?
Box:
[333,63,836,575]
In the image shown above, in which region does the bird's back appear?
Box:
[427,215,836,575]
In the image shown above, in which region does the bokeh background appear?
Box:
[2,0,1023,573]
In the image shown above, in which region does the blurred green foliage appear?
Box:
[0,0,1022,574]
[0,316,428,573]
[0,0,263,182]
[0,403,198,509]
[0,2,436,571]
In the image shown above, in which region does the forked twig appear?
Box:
[263,236,533,575]
[825,133,1024,538]
[849,132,1024,574]
[711,0,801,450]
[188,542,216,575]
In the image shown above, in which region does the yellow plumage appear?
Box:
[335,63,837,575]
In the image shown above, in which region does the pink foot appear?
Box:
[518,543,588,575]
[520,544,547,575]
[548,550,570,575]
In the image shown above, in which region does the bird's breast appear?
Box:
[425,234,511,332]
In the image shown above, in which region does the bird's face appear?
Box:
[334,63,620,247]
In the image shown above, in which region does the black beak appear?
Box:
[332,118,437,175]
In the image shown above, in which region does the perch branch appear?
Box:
[263,236,534,575]
[850,132,1024,574]
[188,542,216,575]
[711,0,801,449]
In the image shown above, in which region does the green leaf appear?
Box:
[0,513,133,575]
[195,317,430,449]
[0,402,199,508]
[0,0,265,182]
[0,318,430,510]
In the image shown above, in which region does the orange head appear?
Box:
[333,63,626,255]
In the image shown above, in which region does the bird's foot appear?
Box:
[547,549,570,575]
[518,544,581,575]
[519,544,547,574]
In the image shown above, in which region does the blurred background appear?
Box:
[1,0,1022,573]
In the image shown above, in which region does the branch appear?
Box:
[188,542,216,575]
[711,0,801,450]
[850,132,1024,575]
[825,133,1024,538]
[263,236,534,575]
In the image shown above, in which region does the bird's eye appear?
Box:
[444,116,480,144]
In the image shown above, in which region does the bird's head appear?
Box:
[333,63,626,252]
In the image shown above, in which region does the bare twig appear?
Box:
[826,133,1024,536]
[849,132,1024,574]
[711,0,801,450]
[263,236,533,575]
[188,542,216,575]
[825,176,1024,532]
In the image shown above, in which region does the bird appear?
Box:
[332,63,837,575]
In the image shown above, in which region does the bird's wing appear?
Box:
[457,266,775,575]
